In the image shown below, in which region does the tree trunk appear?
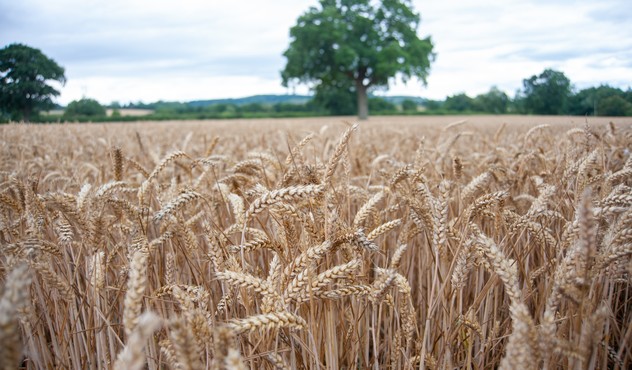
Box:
[23,107,31,123]
[356,81,369,120]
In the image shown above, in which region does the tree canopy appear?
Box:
[568,85,632,116]
[63,98,106,120]
[0,43,66,122]
[281,0,434,119]
[518,69,571,115]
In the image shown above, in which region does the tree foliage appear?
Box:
[443,93,473,112]
[518,69,571,115]
[473,86,509,113]
[0,43,66,122]
[282,0,434,119]
[312,79,357,115]
[568,85,632,116]
[401,99,418,111]
[63,98,106,120]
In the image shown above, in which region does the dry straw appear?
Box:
[1,117,631,369]
[123,246,149,338]
[0,263,32,370]
[113,312,162,370]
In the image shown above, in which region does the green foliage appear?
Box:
[423,99,443,111]
[473,86,509,113]
[0,43,66,122]
[401,99,418,111]
[518,69,571,115]
[313,81,357,115]
[311,80,398,115]
[444,93,474,112]
[568,85,632,116]
[282,0,434,119]
[369,97,396,113]
[63,98,106,120]
[598,95,632,116]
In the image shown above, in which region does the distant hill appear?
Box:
[187,94,313,107]
[375,95,426,105]
[186,94,426,107]
[122,94,427,110]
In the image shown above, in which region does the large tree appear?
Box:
[0,43,66,122]
[282,0,434,120]
[473,86,509,114]
[63,98,106,120]
[519,69,571,115]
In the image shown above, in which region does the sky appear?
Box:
[1,0,631,105]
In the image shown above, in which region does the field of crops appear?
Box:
[1,115,631,369]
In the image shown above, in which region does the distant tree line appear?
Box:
[29,68,632,123]
[2,42,631,123]
[427,69,632,116]
[57,96,403,122]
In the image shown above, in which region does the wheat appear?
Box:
[0,263,32,370]
[524,123,550,145]
[499,302,536,370]
[30,260,74,300]
[216,270,282,307]
[290,259,362,303]
[123,246,149,338]
[2,117,631,369]
[281,240,332,286]
[461,171,492,202]
[113,312,162,370]
[227,311,307,334]
[474,234,521,303]
[168,317,203,370]
[323,123,358,186]
[245,184,324,218]
[153,191,202,221]
[111,147,124,181]
[352,190,385,229]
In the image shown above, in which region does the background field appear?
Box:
[1,115,631,369]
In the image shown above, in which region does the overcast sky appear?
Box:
[2,0,631,105]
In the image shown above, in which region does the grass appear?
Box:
[0,115,631,369]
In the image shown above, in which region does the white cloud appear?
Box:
[62,75,302,105]
[1,0,630,104]
[413,0,632,98]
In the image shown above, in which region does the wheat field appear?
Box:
[1,115,631,369]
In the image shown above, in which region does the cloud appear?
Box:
[2,0,631,104]
[412,0,632,98]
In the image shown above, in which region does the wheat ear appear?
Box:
[367,218,402,241]
[0,263,32,370]
[245,184,324,219]
[113,312,162,370]
[227,311,307,334]
[498,302,537,370]
[323,123,358,186]
[123,247,149,338]
[215,270,283,308]
[111,147,124,181]
[352,190,385,229]
[168,317,203,370]
[474,234,521,303]
[153,191,202,221]
[138,150,189,203]
[290,259,362,304]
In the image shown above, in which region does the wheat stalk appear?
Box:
[123,246,149,338]
[0,263,32,370]
[113,312,162,370]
